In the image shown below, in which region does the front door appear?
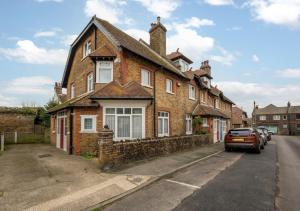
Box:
[56,111,67,152]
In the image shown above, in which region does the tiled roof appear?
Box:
[95,18,187,79]
[255,104,288,115]
[47,92,98,113]
[167,49,193,64]
[289,106,300,113]
[90,81,153,100]
[193,68,212,79]
[192,104,231,119]
[89,45,116,58]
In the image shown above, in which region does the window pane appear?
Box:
[105,115,115,132]
[164,118,168,134]
[125,108,131,114]
[117,108,123,114]
[132,115,142,138]
[133,108,142,114]
[84,118,93,130]
[106,108,115,114]
[158,118,163,134]
[117,116,130,138]
[142,70,150,86]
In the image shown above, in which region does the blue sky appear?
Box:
[0,0,300,114]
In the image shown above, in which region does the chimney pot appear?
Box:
[157,16,161,23]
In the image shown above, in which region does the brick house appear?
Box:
[232,106,249,128]
[252,102,300,135]
[48,16,234,155]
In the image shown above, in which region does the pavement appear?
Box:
[276,136,300,211]
[0,142,224,211]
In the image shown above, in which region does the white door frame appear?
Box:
[56,111,67,152]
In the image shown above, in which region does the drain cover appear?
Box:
[38,154,52,158]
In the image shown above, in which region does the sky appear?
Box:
[0,0,300,114]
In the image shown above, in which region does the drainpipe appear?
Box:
[153,67,157,137]
[69,108,74,154]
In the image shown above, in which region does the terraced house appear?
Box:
[48,16,234,155]
[252,102,300,135]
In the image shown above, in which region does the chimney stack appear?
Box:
[54,82,62,96]
[200,60,211,77]
[149,16,167,56]
[287,101,291,107]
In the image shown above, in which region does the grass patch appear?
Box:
[81,152,95,160]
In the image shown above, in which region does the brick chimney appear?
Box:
[200,60,211,77]
[149,17,167,56]
[54,82,62,96]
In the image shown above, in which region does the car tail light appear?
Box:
[225,134,232,141]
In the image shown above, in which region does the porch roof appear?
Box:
[192,104,231,119]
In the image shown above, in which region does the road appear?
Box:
[104,136,300,211]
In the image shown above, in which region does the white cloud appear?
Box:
[0,94,17,107]
[210,48,236,66]
[61,34,78,46]
[34,31,57,38]
[125,29,149,42]
[246,0,300,27]
[0,76,54,106]
[204,0,234,6]
[216,81,300,114]
[185,17,215,27]
[252,54,259,62]
[277,68,300,78]
[84,0,129,24]
[167,24,214,62]
[135,0,180,18]
[7,76,54,95]
[0,40,67,65]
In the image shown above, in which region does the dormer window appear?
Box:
[202,76,211,88]
[174,59,189,72]
[83,41,91,58]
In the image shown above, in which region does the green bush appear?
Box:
[81,152,95,160]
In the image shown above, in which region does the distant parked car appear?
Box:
[224,128,264,153]
[257,126,271,142]
[257,128,268,145]
[268,131,274,135]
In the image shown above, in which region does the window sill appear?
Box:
[189,97,196,101]
[142,84,153,89]
[80,130,97,134]
[186,132,192,135]
[166,91,175,95]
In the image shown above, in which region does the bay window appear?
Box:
[104,107,144,140]
[158,111,169,137]
[96,61,113,83]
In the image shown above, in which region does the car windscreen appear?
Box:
[228,129,251,136]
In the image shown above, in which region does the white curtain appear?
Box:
[117,116,130,138]
[105,115,115,133]
[132,115,142,138]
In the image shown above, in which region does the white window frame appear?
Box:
[202,76,211,88]
[189,85,196,100]
[141,69,151,87]
[166,79,173,94]
[202,118,208,127]
[186,114,192,135]
[158,111,169,137]
[83,41,92,58]
[80,115,97,133]
[200,91,206,103]
[70,83,75,99]
[103,107,145,141]
[96,61,113,83]
[179,59,189,72]
[87,73,94,93]
[259,115,266,121]
[283,124,288,129]
[273,115,280,120]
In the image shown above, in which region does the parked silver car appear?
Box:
[256,128,268,145]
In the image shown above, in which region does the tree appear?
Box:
[39,97,59,128]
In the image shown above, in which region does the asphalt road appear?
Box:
[276,136,300,211]
[105,136,300,211]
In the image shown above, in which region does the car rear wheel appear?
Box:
[225,146,231,152]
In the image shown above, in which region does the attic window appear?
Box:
[202,76,211,88]
[83,41,92,58]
